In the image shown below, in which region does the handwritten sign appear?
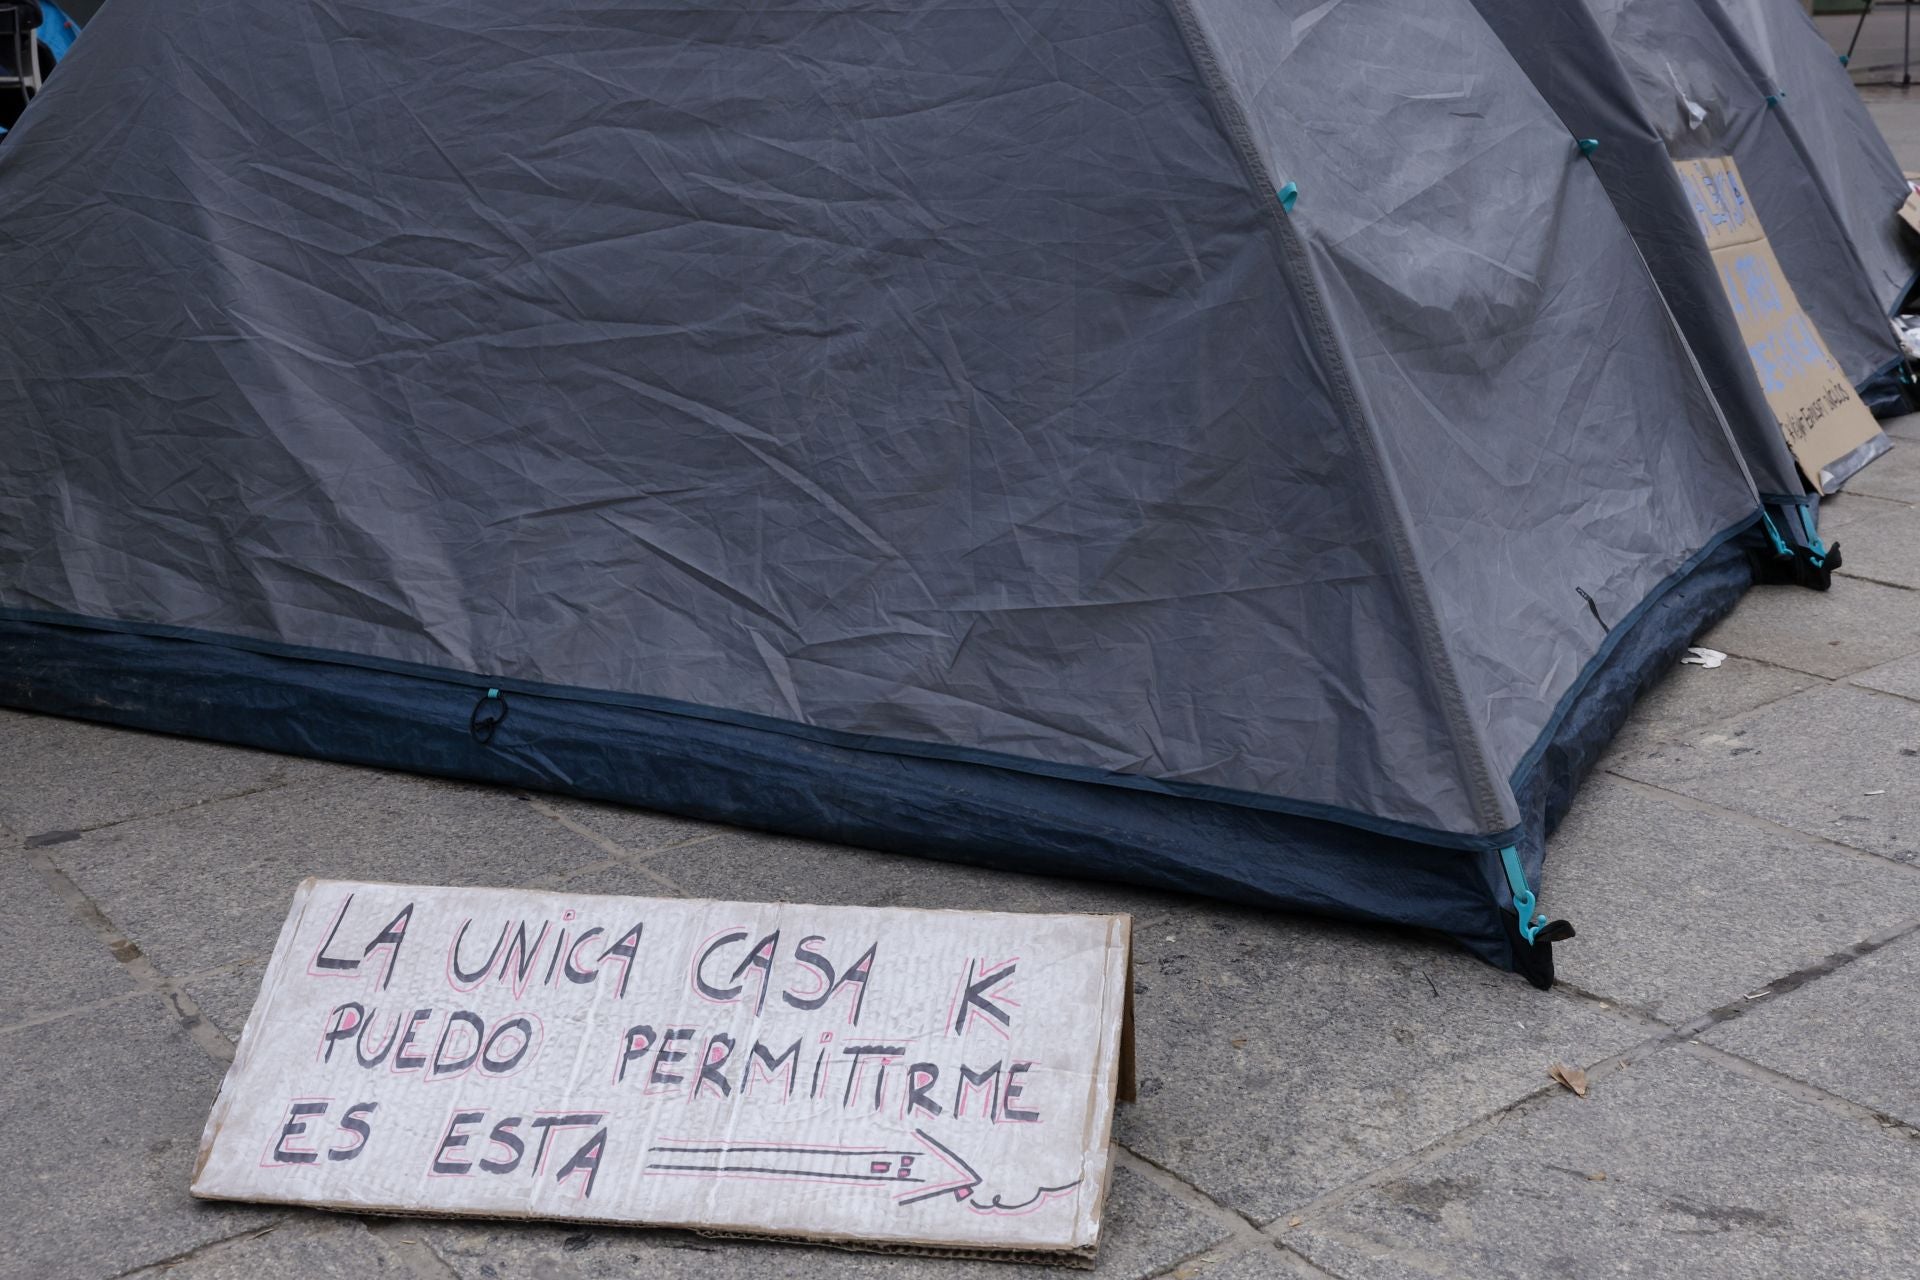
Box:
[1674,155,1881,493]
[193,879,1133,1263]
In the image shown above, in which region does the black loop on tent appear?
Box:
[1504,914,1576,992]
[1747,539,1841,592]
[1574,588,1610,634]
[469,687,508,745]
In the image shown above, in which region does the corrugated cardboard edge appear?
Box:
[192,875,320,1186]
[179,1199,1099,1268]
[190,878,1133,1268]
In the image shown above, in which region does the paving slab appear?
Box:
[0,708,337,840]
[1705,932,1920,1128]
[0,996,274,1280]
[180,961,271,1043]
[1852,651,1920,702]
[1544,777,1920,1023]
[1151,1242,1326,1279]
[416,1164,1228,1280]
[45,772,607,979]
[563,830,1642,1224]
[1613,684,1920,863]
[1842,437,1920,503]
[1283,1049,1920,1280]
[123,1218,412,1279]
[1814,489,1910,532]
[1598,656,1817,766]
[1696,576,1920,678]
[0,854,137,1025]
[1832,503,1920,589]
[1871,412,1920,444]
[530,794,728,861]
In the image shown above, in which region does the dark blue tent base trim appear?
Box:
[0,537,1755,989]
[1858,357,1914,419]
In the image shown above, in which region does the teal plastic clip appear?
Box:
[1576,137,1600,156]
[1499,846,1549,944]
[1759,508,1793,558]
[1276,181,1298,212]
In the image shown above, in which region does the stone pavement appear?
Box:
[9,143,1920,1280]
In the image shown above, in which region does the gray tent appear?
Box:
[0,0,1833,986]
[1592,0,1905,404]
[1475,0,1896,492]
[1706,0,1918,317]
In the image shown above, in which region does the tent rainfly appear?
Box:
[0,0,1894,986]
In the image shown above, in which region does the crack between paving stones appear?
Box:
[15,773,329,846]
[1114,1144,1268,1240]
[0,954,275,1042]
[1147,1236,1350,1280]
[1285,1220,1483,1280]
[1600,772,1920,872]
[0,986,160,1039]
[1677,1040,1920,1142]
[361,1219,466,1280]
[1846,678,1920,708]
[105,1221,288,1279]
[24,847,237,1065]
[1263,915,1920,1254]
[1666,915,1920,1040]
[518,795,711,895]
[1833,568,1920,592]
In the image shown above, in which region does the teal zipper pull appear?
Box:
[1276,181,1299,212]
[1499,846,1548,943]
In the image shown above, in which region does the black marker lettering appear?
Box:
[650,1027,694,1089]
[530,1113,604,1173]
[554,1128,608,1198]
[730,931,779,1016]
[564,928,604,983]
[321,1002,364,1062]
[955,1062,1003,1120]
[744,1038,801,1097]
[480,1117,525,1173]
[617,1024,656,1084]
[272,1101,326,1164]
[356,1010,400,1068]
[480,1016,534,1075]
[392,1008,434,1072]
[431,1110,484,1174]
[362,903,413,990]
[1002,1061,1041,1122]
[495,920,549,997]
[312,895,359,971]
[694,930,748,1003]
[694,1033,736,1100]
[330,1102,376,1160]
[953,961,1016,1035]
[450,920,507,987]
[431,1011,484,1077]
[906,1063,943,1118]
[599,922,644,998]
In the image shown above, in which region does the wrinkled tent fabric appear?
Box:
[1583,0,1903,403]
[1704,0,1918,316]
[1466,0,1813,505]
[0,0,1777,985]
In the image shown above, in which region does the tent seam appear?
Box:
[1155,0,1515,836]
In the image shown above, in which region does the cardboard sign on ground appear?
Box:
[193,879,1133,1265]
[1674,156,1881,493]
